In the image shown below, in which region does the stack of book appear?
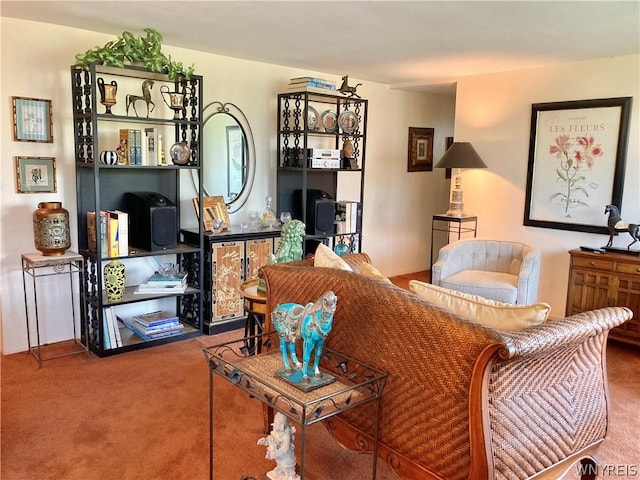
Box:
[118,311,184,341]
[87,209,129,258]
[287,76,336,94]
[134,270,188,295]
[335,201,362,234]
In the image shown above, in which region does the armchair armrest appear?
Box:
[515,246,541,304]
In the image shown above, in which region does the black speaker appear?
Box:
[125,192,177,251]
[294,189,335,235]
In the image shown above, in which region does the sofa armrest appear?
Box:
[494,306,631,359]
[483,306,632,479]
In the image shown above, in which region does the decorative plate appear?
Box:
[338,110,359,134]
[321,110,338,133]
[307,105,319,130]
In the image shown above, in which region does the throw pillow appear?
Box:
[313,243,353,271]
[408,280,550,331]
[359,262,392,283]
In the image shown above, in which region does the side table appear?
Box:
[238,279,267,355]
[203,334,387,479]
[430,214,478,269]
[21,251,88,366]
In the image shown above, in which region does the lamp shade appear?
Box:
[434,142,487,169]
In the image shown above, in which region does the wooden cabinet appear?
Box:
[182,227,280,334]
[71,63,204,357]
[567,249,640,346]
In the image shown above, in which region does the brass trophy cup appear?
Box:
[160,85,192,120]
[97,77,118,114]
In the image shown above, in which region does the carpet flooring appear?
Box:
[2,270,638,479]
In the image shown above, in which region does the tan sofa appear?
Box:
[260,254,632,480]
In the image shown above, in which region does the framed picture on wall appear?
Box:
[15,156,57,193]
[407,127,434,172]
[12,97,53,143]
[524,97,632,234]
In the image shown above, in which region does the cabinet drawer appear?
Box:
[615,262,640,275]
[572,256,615,271]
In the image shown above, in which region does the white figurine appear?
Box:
[257,412,300,480]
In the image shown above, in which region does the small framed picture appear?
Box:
[12,96,53,143]
[15,156,57,193]
[408,127,434,172]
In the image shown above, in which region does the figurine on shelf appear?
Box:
[338,75,362,98]
[257,412,299,480]
[126,79,155,117]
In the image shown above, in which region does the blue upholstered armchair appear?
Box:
[431,238,541,304]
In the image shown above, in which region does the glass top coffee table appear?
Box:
[203,333,387,479]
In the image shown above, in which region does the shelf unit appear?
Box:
[71,63,204,357]
[276,91,367,255]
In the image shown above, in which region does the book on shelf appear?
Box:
[336,201,362,233]
[287,84,336,94]
[145,127,163,166]
[107,212,119,257]
[117,315,184,341]
[103,307,122,348]
[289,76,336,89]
[145,271,188,286]
[107,210,129,257]
[132,310,179,328]
[134,284,187,295]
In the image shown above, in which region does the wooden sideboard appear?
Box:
[566,249,640,346]
[182,226,280,334]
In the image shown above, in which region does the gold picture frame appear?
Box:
[15,156,57,193]
[408,127,434,172]
[12,97,53,143]
[193,195,231,232]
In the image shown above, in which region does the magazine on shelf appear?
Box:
[131,310,179,328]
[134,284,187,295]
[146,271,187,285]
[117,315,183,341]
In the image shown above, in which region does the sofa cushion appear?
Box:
[408,281,550,331]
[314,243,353,271]
[440,270,518,303]
[359,262,392,283]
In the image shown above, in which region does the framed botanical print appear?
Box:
[12,97,53,143]
[15,156,57,193]
[524,97,632,234]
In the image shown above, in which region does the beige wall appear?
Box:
[454,55,640,317]
[0,18,453,353]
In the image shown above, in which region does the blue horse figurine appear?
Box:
[271,291,337,381]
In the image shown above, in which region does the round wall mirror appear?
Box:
[196,101,256,213]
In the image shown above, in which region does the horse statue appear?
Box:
[126,79,155,117]
[338,75,362,98]
[271,291,337,381]
[605,204,640,249]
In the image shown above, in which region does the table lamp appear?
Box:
[434,142,487,217]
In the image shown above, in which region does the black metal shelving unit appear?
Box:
[71,63,204,357]
[276,91,367,254]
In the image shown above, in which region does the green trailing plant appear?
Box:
[74,28,195,80]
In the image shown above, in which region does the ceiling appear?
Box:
[2,1,639,96]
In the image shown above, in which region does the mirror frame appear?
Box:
[196,101,256,214]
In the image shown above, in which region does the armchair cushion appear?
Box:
[409,280,551,331]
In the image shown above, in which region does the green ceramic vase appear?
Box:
[104,260,126,301]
